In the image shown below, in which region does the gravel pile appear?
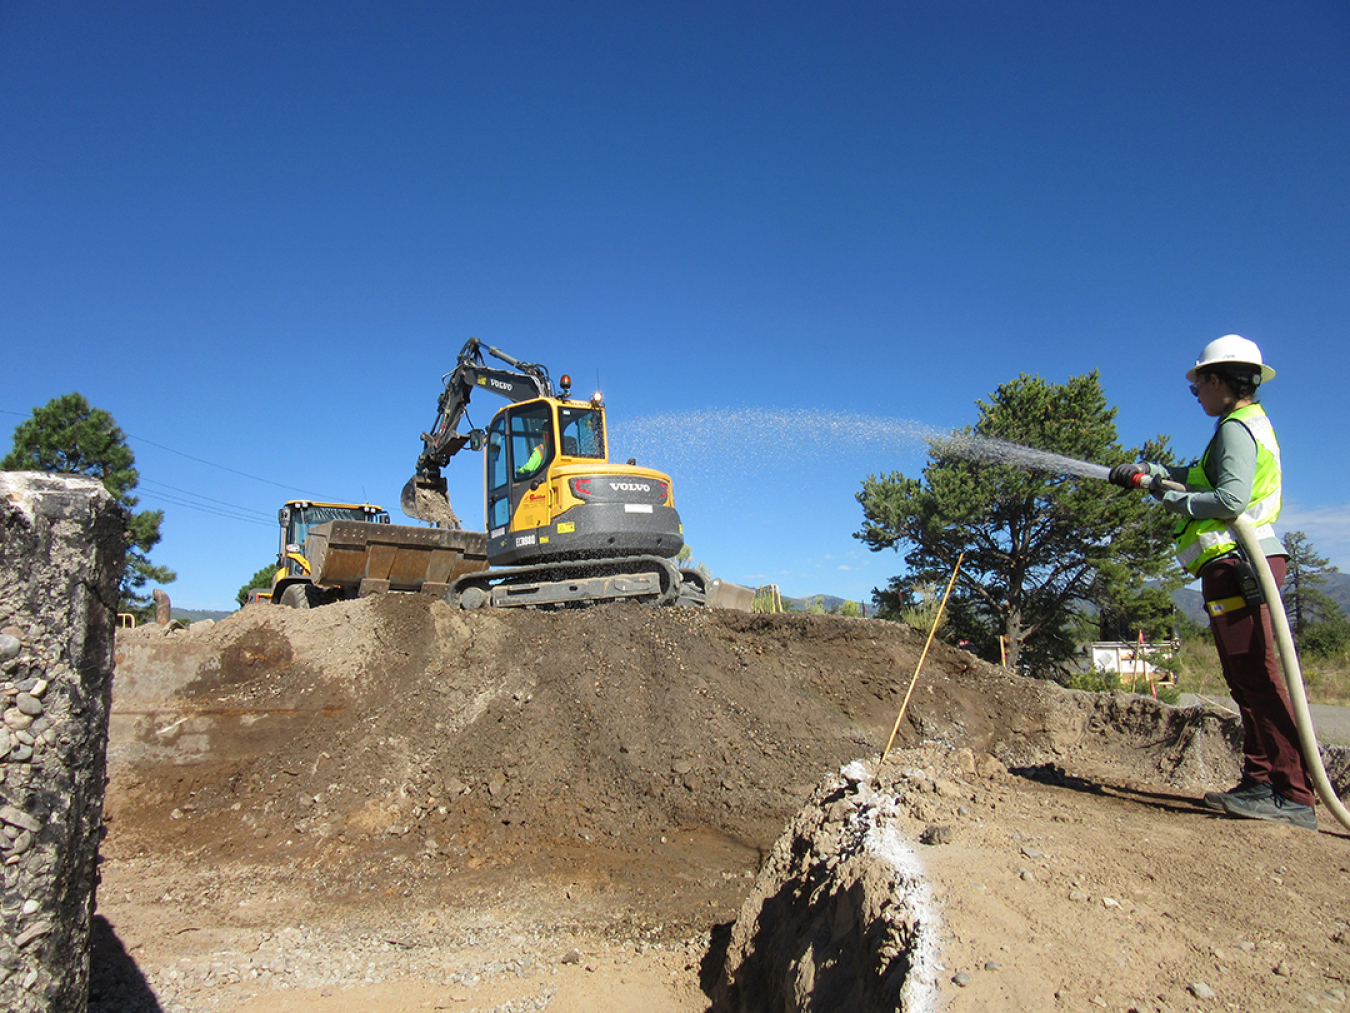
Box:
[89,914,712,1013]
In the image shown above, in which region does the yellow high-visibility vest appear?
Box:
[1174,404,1281,575]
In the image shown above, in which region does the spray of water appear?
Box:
[930,433,1112,482]
[613,408,1111,482]
[615,408,941,466]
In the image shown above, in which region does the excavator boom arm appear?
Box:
[415,338,554,476]
[404,337,556,528]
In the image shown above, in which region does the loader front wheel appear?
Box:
[279,583,319,609]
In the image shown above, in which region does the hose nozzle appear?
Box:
[1136,473,1187,494]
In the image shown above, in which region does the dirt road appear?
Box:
[96,599,1350,1012]
[1179,693,1350,747]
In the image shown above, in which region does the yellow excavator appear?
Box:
[402,338,751,609]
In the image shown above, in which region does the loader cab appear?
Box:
[277,500,390,577]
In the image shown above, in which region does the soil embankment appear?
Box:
[97,598,1350,1012]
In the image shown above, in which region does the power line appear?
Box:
[139,477,274,518]
[126,434,321,495]
[3,406,337,501]
[137,479,276,527]
[138,488,275,528]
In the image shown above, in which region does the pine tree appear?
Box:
[856,371,1180,674]
[1281,531,1347,653]
[3,393,176,617]
[236,563,281,606]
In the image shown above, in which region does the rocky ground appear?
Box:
[97,597,1350,1012]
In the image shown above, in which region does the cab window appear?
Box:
[486,416,508,493]
[510,403,553,480]
[486,416,511,529]
[557,406,605,459]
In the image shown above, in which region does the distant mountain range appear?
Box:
[170,608,233,623]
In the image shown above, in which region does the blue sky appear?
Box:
[3,2,1348,610]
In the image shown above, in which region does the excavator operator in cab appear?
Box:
[515,426,551,480]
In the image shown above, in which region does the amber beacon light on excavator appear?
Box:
[400,338,753,610]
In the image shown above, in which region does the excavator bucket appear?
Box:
[400,473,462,530]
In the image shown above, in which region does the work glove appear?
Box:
[1108,463,1149,490]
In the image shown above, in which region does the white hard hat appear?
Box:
[1186,334,1275,384]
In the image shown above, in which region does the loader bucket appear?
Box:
[304,520,489,597]
[705,579,756,612]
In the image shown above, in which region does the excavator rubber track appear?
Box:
[443,555,755,611]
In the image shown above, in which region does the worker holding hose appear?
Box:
[1109,335,1316,831]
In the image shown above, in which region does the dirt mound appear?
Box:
[109,598,1243,926]
[101,597,1350,1012]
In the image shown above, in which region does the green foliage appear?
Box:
[750,592,864,617]
[1124,648,1184,705]
[1280,531,1344,650]
[790,596,866,616]
[1156,684,1182,705]
[674,543,711,577]
[1171,604,1350,706]
[1299,660,1350,707]
[752,585,785,613]
[751,589,777,613]
[2,392,137,496]
[856,371,1181,675]
[1064,668,1121,693]
[236,563,281,606]
[1172,609,1209,643]
[2,392,176,617]
[1066,660,1179,704]
[1144,648,1183,682]
[886,581,949,635]
[1169,629,1226,700]
[1299,612,1350,659]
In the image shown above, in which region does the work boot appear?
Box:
[1201,777,1273,812]
[1219,790,1318,831]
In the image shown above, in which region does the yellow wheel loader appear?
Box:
[267,500,487,608]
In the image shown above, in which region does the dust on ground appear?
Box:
[99,596,1350,1012]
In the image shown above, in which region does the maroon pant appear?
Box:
[1202,555,1313,807]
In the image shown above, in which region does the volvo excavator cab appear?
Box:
[482,395,683,567]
